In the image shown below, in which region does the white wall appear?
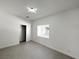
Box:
[32,8,79,59]
[0,11,31,49]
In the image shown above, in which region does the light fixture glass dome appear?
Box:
[27,7,37,14]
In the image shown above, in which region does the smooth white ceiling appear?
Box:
[0,0,79,20]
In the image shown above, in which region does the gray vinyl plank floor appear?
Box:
[0,41,74,59]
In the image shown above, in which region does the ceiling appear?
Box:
[0,0,79,21]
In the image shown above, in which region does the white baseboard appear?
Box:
[32,40,76,59]
[0,41,19,49]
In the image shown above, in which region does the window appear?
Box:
[37,25,49,38]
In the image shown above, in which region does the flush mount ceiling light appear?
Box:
[27,7,37,14]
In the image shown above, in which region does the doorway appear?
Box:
[20,25,26,43]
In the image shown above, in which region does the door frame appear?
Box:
[20,25,26,43]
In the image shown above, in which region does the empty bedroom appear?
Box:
[0,0,79,59]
